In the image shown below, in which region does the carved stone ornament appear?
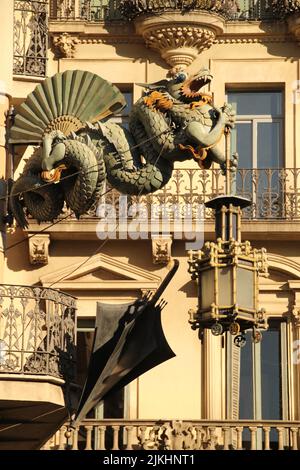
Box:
[29,234,50,265]
[152,236,172,265]
[53,33,78,58]
[141,420,217,450]
[287,13,300,42]
[292,306,300,328]
[270,1,300,42]
[134,12,225,72]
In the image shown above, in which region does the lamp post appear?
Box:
[188,134,269,346]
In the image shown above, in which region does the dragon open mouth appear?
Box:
[181,72,213,100]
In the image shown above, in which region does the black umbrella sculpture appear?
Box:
[73,259,179,425]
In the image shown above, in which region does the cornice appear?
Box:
[215,35,293,44]
[50,31,294,61]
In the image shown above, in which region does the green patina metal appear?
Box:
[9,68,236,228]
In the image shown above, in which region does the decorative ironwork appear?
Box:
[51,168,300,223]
[49,0,276,21]
[14,0,48,77]
[80,0,122,21]
[49,0,123,20]
[119,0,227,20]
[0,284,77,381]
[119,0,275,21]
[271,0,300,18]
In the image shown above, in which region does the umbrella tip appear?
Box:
[167,258,179,271]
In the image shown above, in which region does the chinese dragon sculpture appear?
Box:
[10,68,235,228]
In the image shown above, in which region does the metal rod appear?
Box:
[225,130,231,195]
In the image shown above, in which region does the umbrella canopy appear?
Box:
[74,260,179,424]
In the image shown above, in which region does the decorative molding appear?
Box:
[79,36,143,45]
[152,236,172,265]
[28,234,50,265]
[49,30,295,55]
[216,35,292,44]
[40,252,161,291]
[266,253,300,280]
[52,33,78,58]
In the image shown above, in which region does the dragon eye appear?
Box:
[175,72,187,84]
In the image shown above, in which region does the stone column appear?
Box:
[202,329,224,419]
[0,0,14,282]
[292,304,300,420]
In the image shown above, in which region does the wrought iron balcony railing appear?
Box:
[0,285,77,381]
[56,168,300,223]
[45,419,300,450]
[13,0,48,77]
[49,0,276,22]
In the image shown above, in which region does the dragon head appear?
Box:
[172,68,213,103]
[138,68,213,104]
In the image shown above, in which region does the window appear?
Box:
[77,318,126,419]
[238,320,289,449]
[227,90,284,218]
[77,318,126,449]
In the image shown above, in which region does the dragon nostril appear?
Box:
[175,73,187,84]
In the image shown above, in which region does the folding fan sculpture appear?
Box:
[9,69,236,227]
[72,259,179,424]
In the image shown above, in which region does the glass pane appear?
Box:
[239,330,253,419]
[236,267,254,309]
[201,269,215,309]
[77,330,94,389]
[257,122,282,169]
[231,122,252,169]
[261,324,281,420]
[218,267,233,306]
[122,91,133,115]
[256,122,283,217]
[232,123,253,203]
[228,91,282,116]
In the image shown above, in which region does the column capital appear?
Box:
[292,306,300,329]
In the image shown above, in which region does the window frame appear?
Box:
[227,89,285,170]
[227,318,290,449]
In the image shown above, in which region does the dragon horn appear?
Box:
[136,79,169,90]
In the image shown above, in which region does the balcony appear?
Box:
[26,168,300,242]
[49,0,276,22]
[45,418,300,450]
[0,284,77,449]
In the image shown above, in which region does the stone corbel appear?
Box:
[52,33,78,58]
[134,12,224,73]
[151,236,172,265]
[292,306,300,329]
[289,281,300,329]
[29,234,51,265]
[287,13,300,43]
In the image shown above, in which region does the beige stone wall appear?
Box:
[3,9,300,422]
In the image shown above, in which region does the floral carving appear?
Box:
[53,32,78,58]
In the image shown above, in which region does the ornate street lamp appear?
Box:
[188,139,269,346]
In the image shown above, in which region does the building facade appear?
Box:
[1,0,300,450]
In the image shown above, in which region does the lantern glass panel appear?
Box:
[201,268,215,309]
[236,266,255,309]
[218,266,233,306]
